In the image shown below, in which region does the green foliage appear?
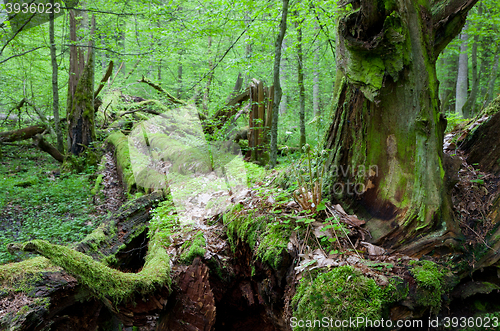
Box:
[0,146,101,265]
[291,266,387,331]
[445,111,468,132]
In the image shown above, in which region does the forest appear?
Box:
[0,0,500,330]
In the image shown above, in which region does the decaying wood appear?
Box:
[0,124,46,143]
[138,76,186,106]
[94,61,114,99]
[1,193,165,330]
[33,134,64,163]
[461,96,500,175]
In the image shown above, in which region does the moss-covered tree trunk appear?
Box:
[66,10,96,157]
[324,0,478,256]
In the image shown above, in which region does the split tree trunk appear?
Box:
[66,10,96,156]
[324,0,478,256]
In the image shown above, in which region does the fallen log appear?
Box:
[1,192,169,330]
[461,95,500,175]
[33,134,64,163]
[0,124,46,143]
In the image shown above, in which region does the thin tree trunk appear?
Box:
[455,28,468,116]
[202,36,213,111]
[295,12,306,149]
[484,53,500,108]
[177,49,182,99]
[270,0,289,168]
[462,31,478,118]
[279,39,288,115]
[49,0,64,153]
[313,23,320,118]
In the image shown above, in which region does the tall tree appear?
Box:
[269,0,289,168]
[295,11,306,149]
[49,0,64,153]
[66,10,96,157]
[455,28,468,116]
[324,0,478,255]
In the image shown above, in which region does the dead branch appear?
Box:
[138,76,186,105]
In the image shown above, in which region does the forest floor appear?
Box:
[0,144,125,265]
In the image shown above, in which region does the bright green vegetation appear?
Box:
[11,236,170,304]
[0,256,60,294]
[291,266,392,331]
[409,260,447,314]
[0,145,101,264]
[224,203,291,269]
[179,231,206,264]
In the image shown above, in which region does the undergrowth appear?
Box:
[0,144,102,264]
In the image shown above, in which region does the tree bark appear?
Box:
[295,12,306,149]
[455,29,468,117]
[49,0,64,154]
[66,11,96,157]
[33,134,64,163]
[270,0,289,168]
[324,0,478,256]
[462,5,482,118]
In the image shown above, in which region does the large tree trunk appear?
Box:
[324,0,478,256]
[66,10,96,157]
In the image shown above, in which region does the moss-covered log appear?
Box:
[107,131,137,193]
[0,193,170,330]
[0,124,46,143]
[461,95,500,175]
[323,0,477,256]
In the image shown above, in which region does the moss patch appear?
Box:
[179,231,206,264]
[409,260,447,314]
[0,257,60,293]
[291,266,388,331]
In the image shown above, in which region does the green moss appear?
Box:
[0,257,60,293]
[223,205,267,252]
[409,260,446,313]
[15,237,170,304]
[107,131,135,193]
[91,174,104,195]
[291,266,386,330]
[179,231,206,264]
[256,222,291,269]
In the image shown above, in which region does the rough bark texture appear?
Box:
[324,0,478,256]
[66,11,96,156]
